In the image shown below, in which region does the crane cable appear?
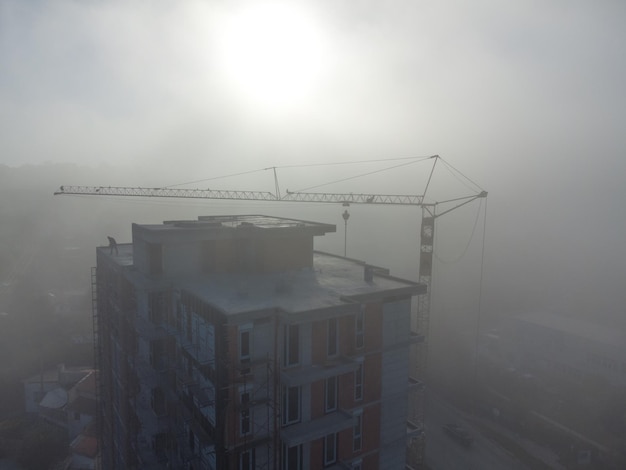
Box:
[473,196,488,393]
[274,154,433,169]
[161,155,434,190]
[438,157,485,193]
[292,158,427,193]
[477,196,488,332]
[164,168,267,189]
[433,197,484,265]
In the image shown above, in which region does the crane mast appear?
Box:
[55,161,486,469]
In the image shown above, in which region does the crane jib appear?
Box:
[54,186,426,205]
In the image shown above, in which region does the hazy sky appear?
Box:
[1,0,625,319]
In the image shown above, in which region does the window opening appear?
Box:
[324,433,337,466]
[355,363,363,401]
[284,324,300,366]
[325,376,337,412]
[282,386,301,425]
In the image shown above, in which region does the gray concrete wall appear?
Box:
[378,299,411,469]
[251,320,275,363]
[164,241,201,277]
[300,321,312,367]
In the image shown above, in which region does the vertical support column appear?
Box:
[408,205,435,469]
[417,205,435,368]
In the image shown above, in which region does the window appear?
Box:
[327,318,338,357]
[325,376,337,412]
[239,449,255,470]
[282,386,301,425]
[353,411,362,452]
[355,309,364,349]
[240,330,250,360]
[324,433,337,466]
[240,326,251,375]
[354,363,363,401]
[284,325,300,366]
[283,443,302,470]
[240,392,251,435]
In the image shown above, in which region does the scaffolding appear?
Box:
[90,267,102,468]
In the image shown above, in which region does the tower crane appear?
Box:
[54,154,487,468]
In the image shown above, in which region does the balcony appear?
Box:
[409,330,425,344]
[325,463,352,470]
[406,420,424,439]
[175,364,196,389]
[188,384,213,408]
[133,394,170,433]
[280,410,355,447]
[408,377,426,392]
[133,357,160,388]
[280,356,360,387]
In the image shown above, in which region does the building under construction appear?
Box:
[94,214,427,469]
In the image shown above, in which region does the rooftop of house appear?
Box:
[23,364,93,387]
[67,395,97,416]
[72,370,96,396]
[39,387,68,409]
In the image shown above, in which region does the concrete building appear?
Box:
[481,312,626,391]
[479,312,626,467]
[23,364,96,441]
[95,215,426,469]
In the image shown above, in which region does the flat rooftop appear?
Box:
[185,252,423,317]
[135,214,336,237]
[98,215,424,318]
[98,247,423,317]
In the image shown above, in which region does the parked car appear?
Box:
[442,422,474,446]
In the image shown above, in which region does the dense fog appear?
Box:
[2,0,626,468]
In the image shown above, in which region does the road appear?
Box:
[424,392,532,470]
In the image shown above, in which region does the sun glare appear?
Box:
[214,3,329,110]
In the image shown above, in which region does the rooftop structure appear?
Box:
[95,215,426,469]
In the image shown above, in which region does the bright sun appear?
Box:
[213,2,329,110]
